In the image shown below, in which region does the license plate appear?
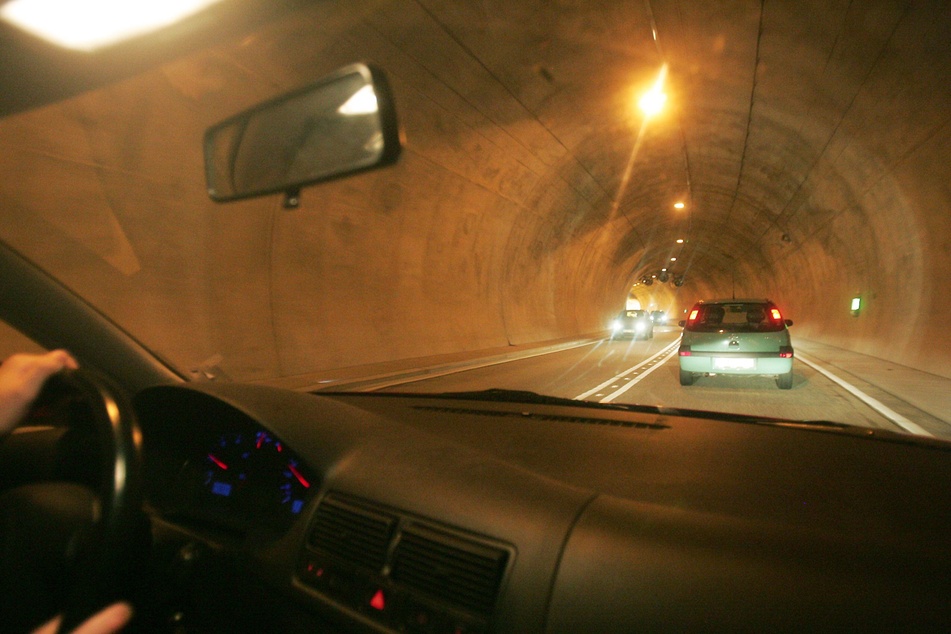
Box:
[713,357,755,370]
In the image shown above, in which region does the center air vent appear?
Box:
[308,494,396,572]
[300,493,512,631]
[391,523,508,616]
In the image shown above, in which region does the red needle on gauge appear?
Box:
[288,463,310,488]
[208,453,229,470]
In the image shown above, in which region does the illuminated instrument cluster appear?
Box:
[191,429,315,527]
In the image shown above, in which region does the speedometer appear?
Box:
[202,430,313,521]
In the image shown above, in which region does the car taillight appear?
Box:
[679,345,691,356]
[779,346,794,358]
[687,309,699,322]
[770,308,782,321]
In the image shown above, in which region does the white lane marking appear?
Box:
[796,353,933,437]
[600,347,680,403]
[360,340,600,391]
[574,339,680,401]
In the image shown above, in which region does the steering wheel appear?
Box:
[0,369,144,632]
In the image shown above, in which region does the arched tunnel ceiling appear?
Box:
[0,0,949,380]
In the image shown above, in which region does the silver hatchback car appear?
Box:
[678,299,794,389]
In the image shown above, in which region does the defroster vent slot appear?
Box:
[309,494,397,573]
[391,523,508,616]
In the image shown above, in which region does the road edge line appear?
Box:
[796,353,933,437]
[356,340,601,391]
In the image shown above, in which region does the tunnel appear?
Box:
[0,0,948,386]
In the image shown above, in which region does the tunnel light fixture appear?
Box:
[676,238,684,244]
[670,257,677,262]
[673,202,685,209]
[638,89,667,117]
[638,64,668,117]
[0,0,225,51]
[850,296,862,316]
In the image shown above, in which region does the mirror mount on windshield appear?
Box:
[204,62,401,205]
[283,188,301,210]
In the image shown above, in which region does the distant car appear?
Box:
[611,309,654,340]
[650,310,668,325]
[678,299,794,389]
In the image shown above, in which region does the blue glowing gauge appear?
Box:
[203,430,312,517]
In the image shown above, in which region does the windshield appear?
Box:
[1,1,949,441]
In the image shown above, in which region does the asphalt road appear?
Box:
[379,327,951,440]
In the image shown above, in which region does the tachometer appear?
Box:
[202,429,313,521]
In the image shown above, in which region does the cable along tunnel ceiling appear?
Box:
[0,0,949,381]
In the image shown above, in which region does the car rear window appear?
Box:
[684,302,787,333]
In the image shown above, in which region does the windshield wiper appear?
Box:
[426,390,949,447]
[321,388,949,449]
[429,388,668,415]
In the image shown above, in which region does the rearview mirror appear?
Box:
[204,63,401,206]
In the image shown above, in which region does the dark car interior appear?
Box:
[0,353,948,632]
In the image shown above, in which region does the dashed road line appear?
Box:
[600,347,680,402]
[574,339,680,402]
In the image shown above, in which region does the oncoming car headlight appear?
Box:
[611,320,622,332]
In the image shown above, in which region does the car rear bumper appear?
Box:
[614,327,651,338]
[679,352,793,375]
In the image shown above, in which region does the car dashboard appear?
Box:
[134,383,951,632]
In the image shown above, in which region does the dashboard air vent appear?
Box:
[309,494,396,573]
[391,523,508,615]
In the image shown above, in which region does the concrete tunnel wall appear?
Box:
[0,0,949,383]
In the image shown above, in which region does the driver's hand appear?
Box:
[0,350,79,436]
[33,602,132,634]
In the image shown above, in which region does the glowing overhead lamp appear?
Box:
[673,202,685,209]
[676,238,684,244]
[0,0,225,51]
[638,89,667,117]
[638,64,668,117]
[670,257,677,262]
